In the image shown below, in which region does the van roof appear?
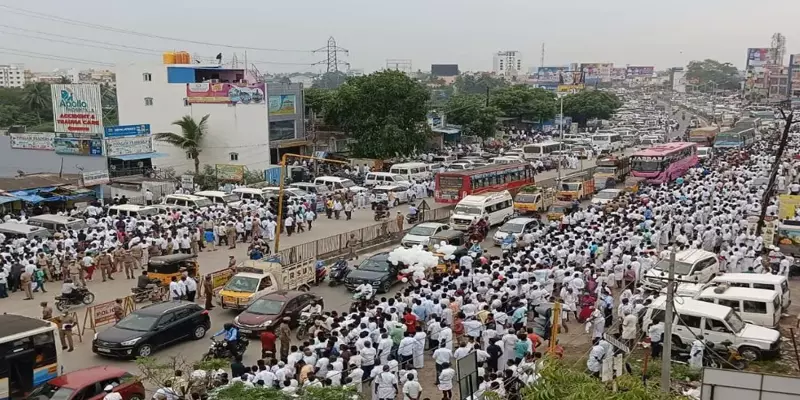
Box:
[390,162,428,168]
[525,141,562,146]
[28,214,83,223]
[460,191,511,204]
[315,176,351,182]
[699,286,778,301]
[505,217,537,224]
[233,187,267,193]
[650,295,732,317]
[164,193,206,200]
[195,190,230,196]
[290,182,324,187]
[711,273,786,285]
[676,249,717,264]
[0,222,48,233]
[109,204,155,211]
[373,185,404,190]
[368,172,402,176]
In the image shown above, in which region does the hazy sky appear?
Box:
[1,0,797,74]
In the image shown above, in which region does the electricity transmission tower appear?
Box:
[314,36,349,73]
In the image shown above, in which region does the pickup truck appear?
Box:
[557,172,596,201]
[216,258,316,310]
[513,186,556,215]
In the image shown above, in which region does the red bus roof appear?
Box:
[437,162,529,177]
[632,142,696,157]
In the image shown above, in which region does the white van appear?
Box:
[0,222,50,240]
[364,172,410,188]
[643,296,780,361]
[449,191,514,230]
[27,214,88,232]
[161,194,213,211]
[641,249,719,290]
[708,273,790,309]
[695,286,782,328]
[289,182,331,198]
[108,204,160,219]
[591,133,623,152]
[389,162,431,182]
[491,156,524,165]
[232,187,271,202]
[430,155,457,164]
[194,190,243,208]
[313,176,365,193]
[522,141,564,160]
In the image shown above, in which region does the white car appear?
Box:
[371,185,414,207]
[401,222,450,248]
[697,147,713,161]
[492,217,539,246]
[591,189,623,206]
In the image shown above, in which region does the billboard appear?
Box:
[431,64,459,77]
[625,66,654,77]
[557,84,585,94]
[105,136,153,157]
[580,63,612,83]
[104,124,151,138]
[82,170,110,186]
[186,82,266,104]
[787,54,800,101]
[215,164,245,181]
[54,137,103,156]
[746,48,770,69]
[51,84,104,135]
[672,69,687,93]
[536,66,570,83]
[9,133,55,150]
[610,68,627,80]
[268,95,297,116]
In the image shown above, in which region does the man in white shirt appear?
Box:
[374,365,398,400]
[402,374,422,400]
[168,277,183,300]
[102,385,122,400]
[183,276,197,302]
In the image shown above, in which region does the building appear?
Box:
[78,69,116,86]
[493,51,522,76]
[0,64,27,88]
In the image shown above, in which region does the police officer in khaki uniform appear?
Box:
[36,253,51,282]
[66,258,82,286]
[96,250,114,282]
[112,246,125,274]
[57,311,75,351]
[123,248,136,279]
[130,244,144,270]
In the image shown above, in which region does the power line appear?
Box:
[0,5,317,53]
[0,24,164,54]
[0,30,159,56]
[0,49,114,66]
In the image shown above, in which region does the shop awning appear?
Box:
[110,152,168,161]
[8,192,45,204]
[0,195,19,205]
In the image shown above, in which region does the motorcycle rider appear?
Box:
[354,282,374,309]
[60,278,80,303]
[136,271,157,291]
[304,299,323,315]
[407,203,419,222]
[213,323,240,354]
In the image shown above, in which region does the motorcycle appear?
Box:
[406,213,419,224]
[201,337,249,361]
[714,340,748,370]
[295,312,324,340]
[374,209,390,221]
[55,287,95,311]
[328,258,349,287]
[314,260,328,285]
[349,292,374,313]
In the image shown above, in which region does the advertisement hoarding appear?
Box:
[104,124,151,138]
[105,136,154,157]
[557,84,585,93]
[672,69,687,93]
[268,94,297,115]
[9,133,55,150]
[580,63,613,83]
[788,54,800,102]
[50,84,104,135]
[186,82,266,104]
[82,170,110,186]
[610,68,627,80]
[536,66,570,83]
[625,66,655,77]
[746,48,770,69]
[215,164,245,181]
[54,137,103,156]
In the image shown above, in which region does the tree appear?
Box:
[561,90,622,127]
[454,74,509,95]
[325,70,430,158]
[490,85,557,122]
[21,82,52,124]
[312,71,349,89]
[685,59,741,91]
[304,87,335,116]
[445,94,501,139]
[154,114,210,175]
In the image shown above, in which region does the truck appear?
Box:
[513,186,556,215]
[688,126,720,147]
[216,257,316,310]
[593,156,630,190]
[557,171,596,201]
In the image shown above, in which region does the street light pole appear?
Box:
[557,94,564,183]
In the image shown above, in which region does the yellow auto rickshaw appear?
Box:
[147,253,199,285]
[624,176,646,193]
[546,200,575,221]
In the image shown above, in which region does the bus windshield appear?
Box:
[632,157,665,172]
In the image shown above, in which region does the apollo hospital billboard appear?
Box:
[50,84,104,135]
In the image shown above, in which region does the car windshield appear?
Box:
[654,259,694,275]
[499,223,525,233]
[194,198,213,208]
[224,276,260,293]
[725,311,745,333]
[359,258,389,272]
[222,194,240,202]
[116,313,158,332]
[454,205,482,215]
[561,183,580,191]
[408,226,436,236]
[247,298,286,315]
[632,159,665,172]
[27,383,75,400]
[515,193,537,203]
[596,191,618,199]
[340,180,355,188]
[138,208,158,217]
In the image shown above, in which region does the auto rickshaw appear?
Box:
[624,176,646,193]
[147,253,200,285]
[427,230,469,275]
[546,200,575,221]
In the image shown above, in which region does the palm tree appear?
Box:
[21,82,51,124]
[154,114,210,175]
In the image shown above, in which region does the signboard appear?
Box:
[746,48,770,69]
[610,68,627,80]
[186,82,266,104]
[215,164,245,181]
[536,66,570,83]
[456,351,478,400]
[54,137,103,156]
[557,84,585,93]
[104,124,151,138]
[210,268,234,289]
[82,170,110,186]
[105,136,153,157]
[789,54,800,102]
[778,194,800,219]
[88,300,119,327]
[51,84,104,135]
[181,175,194,187]
[580,63,612,83]
[702,368,800,400]
[268,94,297,115]
[625,66,655,77]
[9,132,55,150]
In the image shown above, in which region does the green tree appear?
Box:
[21,82,52,124]
[561,90,622,127]
[685,59,741,91]
[312,71,349,89]
[491,85,557,122]
[154,114,210,175]
[445,94,501,139]
[325,70,430,158]
[304,87,335,116]
[454,74,509,95]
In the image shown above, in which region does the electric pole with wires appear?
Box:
[660,247,677,393]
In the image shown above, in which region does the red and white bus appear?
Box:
[630,142,698,184]
[434,163,535,204]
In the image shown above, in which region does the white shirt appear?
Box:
[402,380,423,400]
[184,277,197,292]
[375,371,398,399]
[103,393,123,400]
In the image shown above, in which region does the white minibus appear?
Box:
[449,191,514,230]
[389,162,431,182]
[591,133,623,152]
[522,141,564,160]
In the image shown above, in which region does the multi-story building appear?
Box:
[78,69,116,86]
[0,64,27,88]
[493,51,522,76]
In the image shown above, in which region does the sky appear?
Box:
[1,0,798,74]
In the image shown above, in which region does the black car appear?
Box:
[92,301,210,359]
[344,252,400,293]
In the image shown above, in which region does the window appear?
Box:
[157,312,178,326]
[753,283,775,291]
[676,314,702,329]
[144,97,153,106]
[718,299,740,310]
[258,276,273,290]
[143,73,152,82]
[269,120,296,141]
[704,318,731,333]
[743,300,767,314]
[230,152,239,161]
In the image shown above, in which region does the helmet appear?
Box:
[224,323,233,330]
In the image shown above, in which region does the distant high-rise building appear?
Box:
[0,64,27,88]
[493,51,522,75]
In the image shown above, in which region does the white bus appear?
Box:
[522,141,564,160]
[0,315,63,398]
[591,133,623,153]
[449,191,514,230]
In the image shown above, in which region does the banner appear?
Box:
[746,48,770,69]
[625,66,654,77]
[105,136,153,157]
[269,94,297,115]
[557,84,585,93]
[215,164,245,181]
[82,297,134,334]
[580,63,612,83]
[611,68,627,80]
[536,66,570,83]
[54,137,103,156]
[788,54,800,102]
[186,82,266,104]
[51,84,104,135]
[779,194,800,220]
[9,133,55,150]
[104,124,151,138]
[82,170,110,186]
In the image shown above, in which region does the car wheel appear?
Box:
[738,346,761,361]
[130,395,144,400]
[193,325,207,340]
[394,199,399,207]
[380,281,391,293]
[298,284,311,292]
[136,344,152,357]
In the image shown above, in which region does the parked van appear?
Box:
[27,214,88,232]
[708,273,790,309]
[364,172,410,188]
[313,176,364,193]
[107,204,160,219]
[289,182,331,197]
[522,141,564,160]
[449,191,514,230]
[389,162,431,182]
[641,249,719,290]
[232,187,270,202]
[194,190,243,208]
[0,222,50,240]
[643,296,780,361]
[695,286,782,328]
[160,194,213,211]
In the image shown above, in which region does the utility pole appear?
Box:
[660,247,677,393]
[557,94,564,182]
[756,107,795,236]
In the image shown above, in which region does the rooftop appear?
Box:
[0,173,80,192]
